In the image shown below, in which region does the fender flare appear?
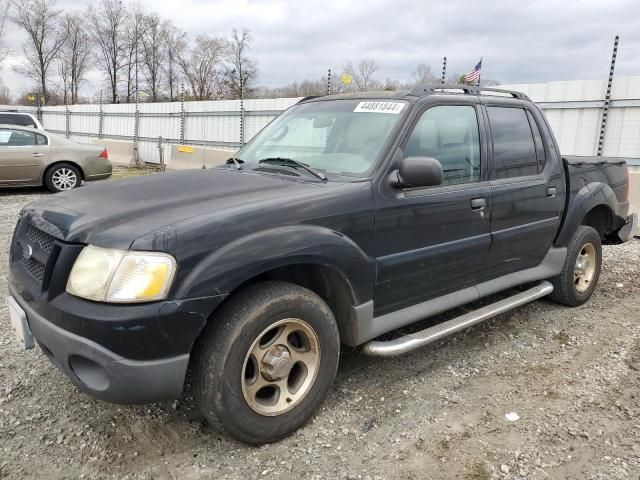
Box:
[174,224,375,304]
[555,181,618,246]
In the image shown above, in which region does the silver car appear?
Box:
[0,125,112,193]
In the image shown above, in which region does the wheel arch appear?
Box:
[42,160,85,184]
[555,182,621,246]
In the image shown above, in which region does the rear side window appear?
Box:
[0,113,37,128]
[0,129,37,146]
[487,107,538,179]
[36,134,48,145]
[404,105,481,186]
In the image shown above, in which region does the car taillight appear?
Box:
[99,149,108,159]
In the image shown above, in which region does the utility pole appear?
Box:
[327,68,332,95]
[597,35,619,156]
[441,57,447,84]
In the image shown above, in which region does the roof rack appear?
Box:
[408,84,530,101]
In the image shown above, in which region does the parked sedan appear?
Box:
[0,125,112,193]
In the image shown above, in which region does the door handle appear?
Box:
[546,187,557,198]
[32,153,44,157]
[470,198,486,210]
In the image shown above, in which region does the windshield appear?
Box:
[236,99,407,177]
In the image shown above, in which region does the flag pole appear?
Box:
[477,57,483,87]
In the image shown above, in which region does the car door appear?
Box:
[373,101,493,316]
[0,128,49,185]
[483,103,564,277]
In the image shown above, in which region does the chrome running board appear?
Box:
[362,281,554,357]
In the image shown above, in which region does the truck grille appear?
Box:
[13,222,57,285]
[26,223,55,254]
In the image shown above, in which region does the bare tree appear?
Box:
[0,0,9,65]
[343,58,380,91]
[163,22,186,101]
[225,28,258,98]
[87,0,126,103]
[412,63,437,85]
[58,12,92,104]
[10,0,66,103]
[123,2,146,103]
[178,35,226,100]
[139,13,166,102]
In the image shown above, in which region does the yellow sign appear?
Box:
[341,74,352,85]
[178,146,194,154]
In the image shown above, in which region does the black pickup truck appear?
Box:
[7,85,636,445]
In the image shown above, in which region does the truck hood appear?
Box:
[21,168,333,249]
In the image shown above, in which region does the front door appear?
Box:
[373,103,492,316]
[0,128,48,185]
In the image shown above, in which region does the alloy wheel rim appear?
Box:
[51,168,77,190]
[241,318,321,416]
[574,242,597,293]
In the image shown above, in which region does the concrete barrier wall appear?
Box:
[91,139,135,167]
[629,169,640,215]
[166,144,236,170]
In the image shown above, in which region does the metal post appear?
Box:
[157,136,165,172]
[240,78,245,147]
[98,90,104,139]
[64,91,70,139]
[327,69,332,95]
[36,90,42,123]
[133,88,140,167]
[179,84,185,145]
[597,35,619,156]
[441,57,447,84]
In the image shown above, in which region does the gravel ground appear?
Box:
[1,186,639,480]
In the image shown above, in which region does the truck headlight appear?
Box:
[66,245,177,303]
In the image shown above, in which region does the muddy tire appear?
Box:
[192,281,340,445]
[549,225,602,307]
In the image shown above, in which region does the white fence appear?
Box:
[4,75,640,166]
[501,76,640,165]
[1,98,302,164]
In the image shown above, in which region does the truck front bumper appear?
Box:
[8,281,226,404]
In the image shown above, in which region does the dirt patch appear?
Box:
[1,189,639,479]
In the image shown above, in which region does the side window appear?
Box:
[3,129,37,146]
[36,134,48,145]
[487,107,538,179]
[404,105,481,186]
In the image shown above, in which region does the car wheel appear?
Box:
[45,163,81,192]
[193,281,340,445]
[549,225,602,306]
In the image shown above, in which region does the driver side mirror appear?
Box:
[394,156,443,188]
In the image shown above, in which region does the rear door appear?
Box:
[0,128,49,185]
[483,103,564,277]
[373,101,493,316]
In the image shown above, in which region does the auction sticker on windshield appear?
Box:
[354,102,405,114]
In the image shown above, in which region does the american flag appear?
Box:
[465,59,482,83]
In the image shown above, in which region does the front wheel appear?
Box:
[549,225,602,306]
[193,281,340,445]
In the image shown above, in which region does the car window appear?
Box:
[36,134,48,145]
[0,113,37,128]
[487,107,538,179]
[0,129,37,146]
[526,110,545,172]
[404,105,481,186]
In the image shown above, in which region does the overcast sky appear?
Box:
[1,0,639,97]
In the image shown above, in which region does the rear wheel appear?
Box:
[193,281,340,445]
[549,225,602,306]
[45,163,81,192]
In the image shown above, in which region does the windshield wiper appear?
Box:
[258,157,327,181]
[226,157,244,170]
